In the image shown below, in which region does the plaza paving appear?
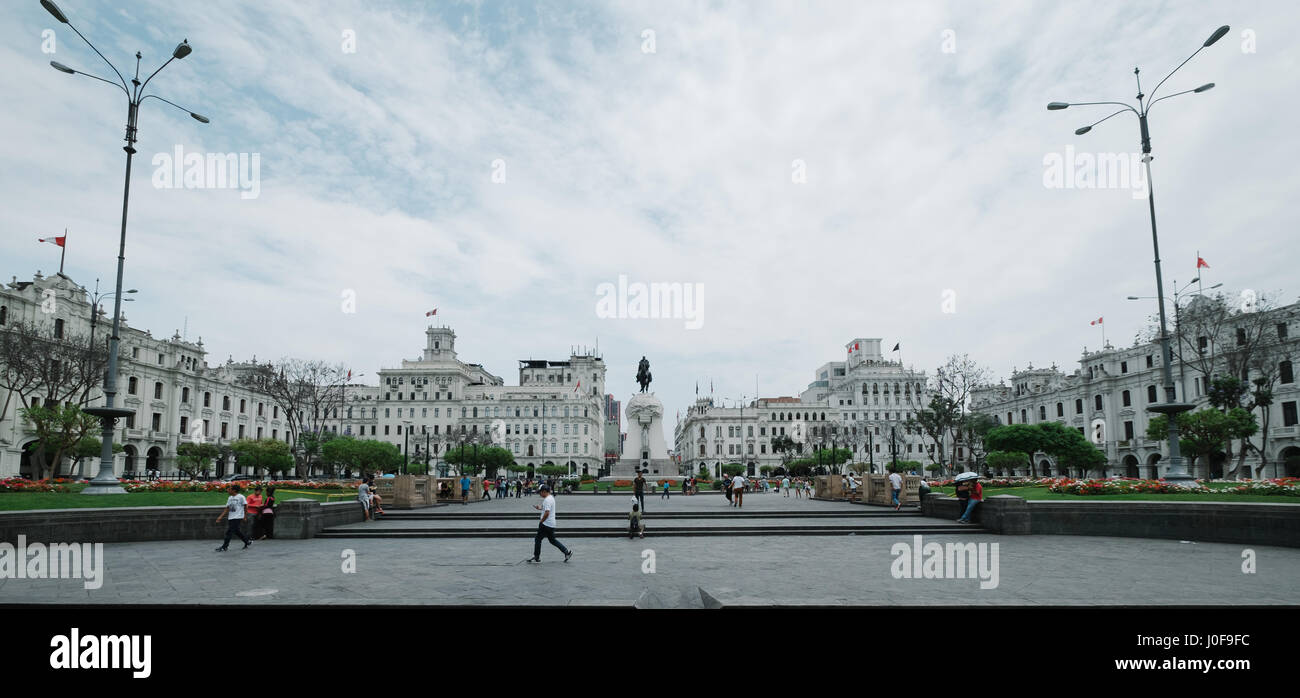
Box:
[2,492,1297,607]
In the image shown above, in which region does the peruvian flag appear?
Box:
[39,236,66,247]
[574,380,581,393]
[425,308,437,317]
[1090,317,1103,326]
[1196,256,1210,269]
[347,370,352,381]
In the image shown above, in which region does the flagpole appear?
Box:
[60,228,67,275]
[1196,250,1204,296]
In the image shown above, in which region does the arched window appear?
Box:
[1094,394,1103,411]
[1020,409,1027,423]
[1056,402,1063,417]
[0,305,6,324]
[1039,405,1046,420]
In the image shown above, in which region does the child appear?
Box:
[628,502,645,539]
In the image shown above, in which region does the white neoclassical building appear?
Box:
[351,326,608,478]
[970,297,1300,479]
[674,337,941,477]
[0,271,290,479]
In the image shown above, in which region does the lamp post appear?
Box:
[45,1,209,495]
[1128,280,1223,406]
[87,278,136,355]
[1048,24,1228,486]
[402,420,412,475]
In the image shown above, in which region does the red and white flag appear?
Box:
[1196,256,1210,269]
[39,236,66,247]
[425,308,437,317]
[347,370,352,381]
[1090,317,1103,326]
[574,380,581,393]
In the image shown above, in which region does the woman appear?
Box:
[245,486,265,539]
[957,479,983,524]
[258,486,276,540]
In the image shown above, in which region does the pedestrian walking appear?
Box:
[803,479,812,499]
[527,484,572,563]
[633,471,647,511]
[889,468,903,510]
[460,474,471,505]
[781,476,791,497]
[214,484,252,552]
[731,472,746,508]
[246,485,265,539]
[483,479,492,501]
[661,480,671,500]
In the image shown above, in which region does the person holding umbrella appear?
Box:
[955,472,982,524]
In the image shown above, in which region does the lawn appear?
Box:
[0,483,358,511]
[931,485,1296,504]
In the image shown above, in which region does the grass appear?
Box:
[932,485,1296,504]
[0,483,358,511]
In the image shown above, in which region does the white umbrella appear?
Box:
[953,471,980,482]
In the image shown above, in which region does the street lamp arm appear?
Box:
[138,54,181,94]
[140,94,210,122]
[52,62,129,96]
[1058,100,1140,114]
[1147,86,1208,113]
[1148,46,1205,105]
[63,21,130,93]
[1082,108,1133,133]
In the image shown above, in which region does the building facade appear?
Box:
[970,297,1300,479]
[349,327,608,478]
[673,338,939,477]
[0,272,289,479]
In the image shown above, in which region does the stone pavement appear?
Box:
[2,494,1297,607]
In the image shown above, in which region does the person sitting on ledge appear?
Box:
[957,479,983,524]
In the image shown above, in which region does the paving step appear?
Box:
[377,510,922,520]
[317,525,983,539]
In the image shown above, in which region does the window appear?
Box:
[385,425,390,435]
[1020,409,1027,423]
[1121,361,1128,374]
[1146,354,1154,368]
[1283,401,1297,427]
[1278,323,1289,340]
[1281,361,1294,385]
[157,352,164,365]
[1122,390,1131,407]
[0,305,5,324]
[238,425,245,439]
[154,382,163,399]
[1198,336,1208,352]
[203,419,210,436]
[1056,402,1064,417]
[222,396,231,411]
[1094,395,1103,411]
[151,413,161,431]
[179,416,188,434]
[1039,406,1046,420]
[182,387,190,403]
[132,347,139,359]
[54,319,64,338]
[1075,399,1083,415]
[204,392,211,407]
[1148,385,1158,403]
[1007,412,1013,424]
[1124,421,1134,440]
[1236,328,1247,346]
[128,377,138,395]
[221,423,228,439]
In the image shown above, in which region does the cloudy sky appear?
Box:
[4,0,1297,432]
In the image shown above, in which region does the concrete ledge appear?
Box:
[921,494,1300,547]
[0,498,364,544]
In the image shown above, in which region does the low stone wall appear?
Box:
[0,498,364,544]
[922,493,1300,547]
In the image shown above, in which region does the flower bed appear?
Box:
[1221,478,1300,497]
[1047,478,1206,495]
[0,478,79,493]
[120,479,361,493]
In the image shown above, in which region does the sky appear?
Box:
[3,0,1298,435]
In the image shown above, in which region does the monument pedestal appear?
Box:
[601,392,681,481]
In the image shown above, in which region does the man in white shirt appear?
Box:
[528,484,572,563]
[214,484,252,551]
[731,473,747,508]
[889,469,904,510]
[846,474,859,500]
[781,476,791,497]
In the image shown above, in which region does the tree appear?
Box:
[933,354,993,469]
[759,465,773,476]
[696,464,711,480]
[175,441,219,478]
[985,451,1027,476]
[297,428,337,476]
[235,359,348,476]
[1148,408,1258,479]
[959,412,997,472]
[908,395,954,475]
[229,438,294,477]
[983,424,1046,477]
[20,405,100,480]
[721,463,745,477]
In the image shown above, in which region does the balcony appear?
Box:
[1271,426,1298,438]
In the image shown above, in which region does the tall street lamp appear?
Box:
[87,278,136,355]
[1047,24,1229,486]
[44,0,210,495]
